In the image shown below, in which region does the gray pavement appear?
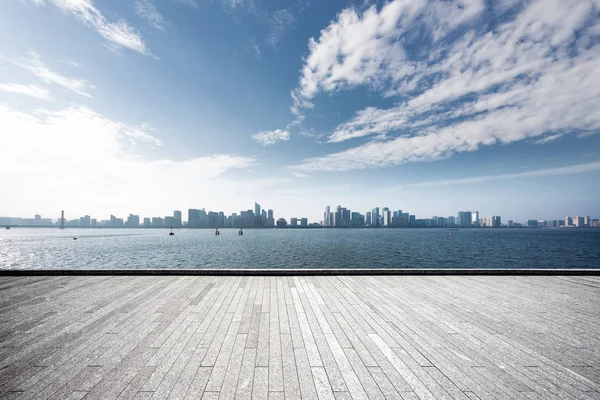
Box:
[1,275,599,399]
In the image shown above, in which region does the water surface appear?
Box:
[1,228,599,269]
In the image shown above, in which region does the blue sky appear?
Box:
[1,0,599,223]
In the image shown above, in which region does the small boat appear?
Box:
[215,228,220,236]
[169,227,175,236]
[239,227,243,236]
[5,226,10,230]
[73,237,77,240]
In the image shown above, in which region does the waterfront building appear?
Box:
[372,207,380,227]
[472,211,480,226]
[164,216,175,227]
[173,210,182,227]
[109,215,124,228]
[267,209,274,227]
[126,214,139,228]
[188,209,199,227]
[458,211,472,227]
[80,215,91,227]
[151,217,163,227]
[383,210,392,227]
[482,216,501,228]
[255,202,261,217]
[290,218,298,227]
[300,218,308,227]
[143,217,151,227]
[366,211,371,226]
[276,218,287,228]
[324,206,330,227]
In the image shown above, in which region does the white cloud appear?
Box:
[14,52,94,98]
[28,0,148,55]
[0,104,256,218]
[0,83,51,100]
[388,162,600,189]
[173,0,198,8]
[135,0,164,31]
[534,134,563,145]
[291,0,600,171]
[252,129,290,146]
[293,171,310,178]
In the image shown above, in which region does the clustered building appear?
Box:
[323,207,501,228]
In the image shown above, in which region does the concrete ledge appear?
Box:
[1,268,599,276]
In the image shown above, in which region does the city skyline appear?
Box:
[2,204,598,229]
[1,1,600,222]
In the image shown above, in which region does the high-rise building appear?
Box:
[482,216,501,228]
[383,210,392,227]
[565,216,573,226]
[80,215,91,227]
[458,211,472,227]
[143,217,151,227]
[574,216,585,227]
[152,217,163,227]
[261,210,267,227]
[126,214,139,228]
[372,207,380,227]
[472,211,480,226]
[366,211,371,226]
[173,210,182,227]
[208,212,218,228]
[290,218,298,227]
[324,206,330,227]
[110,215,124,228]
[198,209,208,228]
[255,202,261,217]
[188,209,199,227]
[218,211,225,227]
[164,216,175,227]
[300,218,308,227]
[267,209,274,227]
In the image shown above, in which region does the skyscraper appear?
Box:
[324,206,330,227]
[372,207,380,227]
[188,209,199,228]
[472,211,480,226]
[255,202,261,217]
[366,211,371,226]
[458,211,472,227]
[267,209,274,227]
[383,210,392,227]
[174,210,182,227]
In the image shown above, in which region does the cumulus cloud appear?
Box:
[0,83,51,100]
[252,129,290,146]
[135,0,164,31]
[291,0,600,171]
[27,0,148,55]
[13,52,94,98]
[0,104,256,217]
